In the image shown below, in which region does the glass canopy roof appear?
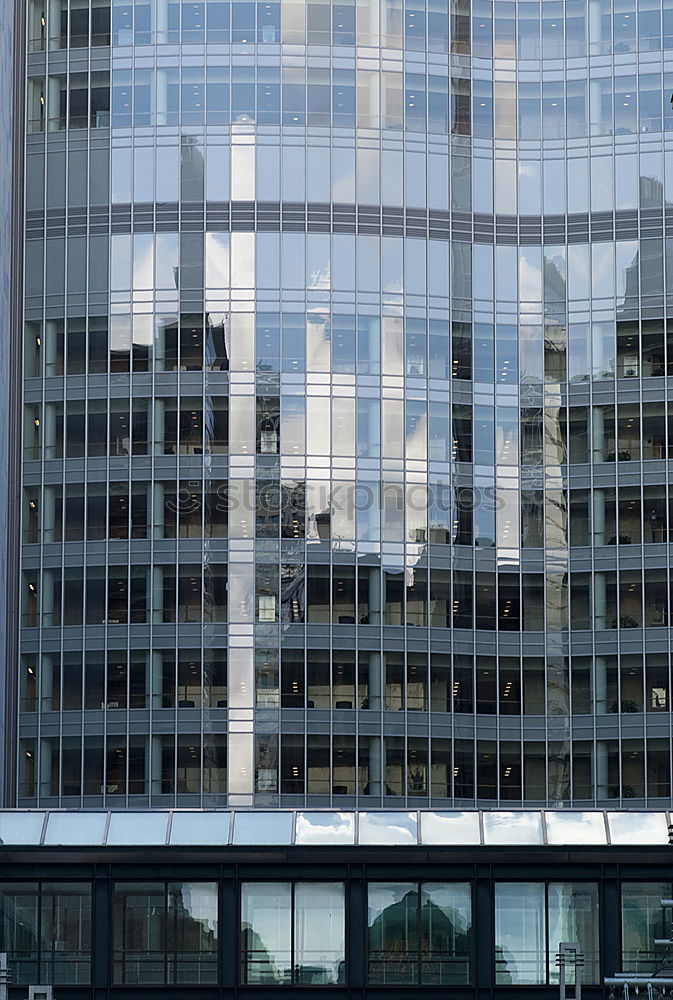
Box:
[0,810,668,848]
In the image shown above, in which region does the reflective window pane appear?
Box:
[622,882,672,973]
[295,812,355,845]
[368,883,418,984]
[294,883,345,984]
[0,882,92,985]
[496,881,599,984]
[368,881,471,985]
[241,882,344,985]
[113,882,218,984]
[232,811,293,845]
[495,883,545,984]
[358,811,418,845]
[547,883,599,984]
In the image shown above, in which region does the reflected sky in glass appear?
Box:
[106,812,169,845]
[295,812,355,845]
[358,811,417,845]
[44,811,107,845]
[420,811,481,845]
[232,811,293,845]
[0,809,661,848]
[545,811,607,845]
[170,811,231,845]
[483,811,543,846]
[607,811,669,845]
[0,811,45,845]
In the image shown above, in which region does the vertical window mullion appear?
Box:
[417,881,422,985]
[46,885,55,982]
[36,883,42,983]
[164,885,170,986]
[291,882,295,985]
[121,887,126,983]
[544,882,549,985]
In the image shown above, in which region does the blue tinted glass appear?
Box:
[232,812,293,844]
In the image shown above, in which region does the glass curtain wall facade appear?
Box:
[1,0,18,806]
[16,0,673,807]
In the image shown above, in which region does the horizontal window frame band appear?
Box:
[18,716,673,736]
[17,626,673,640]
[24,201,670,245]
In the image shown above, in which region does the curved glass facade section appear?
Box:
[0,0,16,805]
[17,0,673,808]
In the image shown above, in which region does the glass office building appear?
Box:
[12,0,673,810]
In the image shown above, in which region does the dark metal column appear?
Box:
[602,867,620,980]
[93,865,111,1000]
[476,866,493,1000]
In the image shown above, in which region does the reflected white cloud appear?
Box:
[358,811,418,845]
[607,812,669,845]
[483,811,543,846]
[295,812,355,845]
[420,811,480,845]
[545,811,607,845]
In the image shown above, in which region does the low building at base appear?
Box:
[0,808,671,998]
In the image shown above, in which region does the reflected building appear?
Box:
[367,883,471,985]
[6,0,673,820]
